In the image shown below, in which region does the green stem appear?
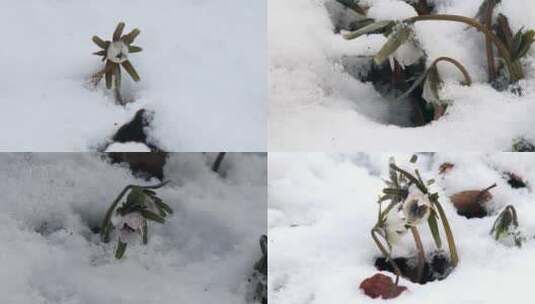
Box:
[430,57,472,86]
[404,14,524,81]
[100,180,170,242]
[410,227,426,284]
[372,228,402,285]
[431,199,459,267]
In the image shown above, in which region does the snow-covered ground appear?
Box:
[269,0,535,151]
[0,0,266,152]
[0,153,266,303]
[269,153,535,303]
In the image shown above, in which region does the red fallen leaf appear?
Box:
[359,273,407,299]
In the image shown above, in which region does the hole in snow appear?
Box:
[374,251,452,284]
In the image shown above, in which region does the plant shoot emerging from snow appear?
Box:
[371,155,458,285]
[100,181,173,259]
[91,22,142,104]
[491,205,525,248]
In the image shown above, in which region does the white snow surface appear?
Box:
[269,153,535,303]
[0,0,266,152]
[0,153,266,303]
[105,142,151,152]
[269,0,535,151]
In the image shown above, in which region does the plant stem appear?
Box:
[410,227,426,284]
[372,228,402,285]
[211,152,226,173]
[484,1,497,82]
[430,57,472,85]
[100,180,170,242]
[404,14,524,81]
[431,199,459,267]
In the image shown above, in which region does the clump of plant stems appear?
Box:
[491,205,525,247]
[337,0,534,121]
[372,155,458,285]
[91,22,142,105]
[100,181,172,259]
[512,137,535,152]
[475,0,535,91]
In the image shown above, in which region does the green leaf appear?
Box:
[428,210,442,249]
[114,62,121,89]
[127,187,146,206]
[515,30,535,60]
[93,50,106,57]
[92,35,109,49]
[123,28,141,44]
[122,60,140,82]
[115,240,127,259]
[343,20,394,40]
[335,0,366,15]
[128,45,143,53]
[105,66,113,89]
[374,24,412,65]
[140,210,166,224]
[142,220,148,245]
[113,22,126,42]
[154,198,173,215]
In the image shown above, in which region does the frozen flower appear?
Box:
[114,212,144,243]
[402,186,431,226]
[107,41,129,63]
[383,209,409,245]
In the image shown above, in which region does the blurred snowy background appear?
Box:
[0,153,266,303]
[269,153,535,303]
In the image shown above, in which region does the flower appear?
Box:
[113,212,144,243]
[383,209,409,245]
[107,41,129,64]
[402,185,431,226]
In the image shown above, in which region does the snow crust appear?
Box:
[269,152,535,303]
[269,0,535,151]
[0,0,266,151]
[0,153,266,303]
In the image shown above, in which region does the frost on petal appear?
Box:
[402,185,431,226]
[123,212,144,230]
[383,209,408,245]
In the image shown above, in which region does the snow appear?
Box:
[0,0,266,152]
[0,153,266,303]
[105,142,151,152]
[269,0,535,151]
[268,153,535,303]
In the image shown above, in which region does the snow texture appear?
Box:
[269,0,535,151]
[269,152,535,303]
[0,153,266,303]
[0,0,266,152]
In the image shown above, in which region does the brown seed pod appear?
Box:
[449,184,496,218]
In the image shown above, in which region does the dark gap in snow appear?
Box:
[112,109,159,149]
[505,172,527,189]
[375,252,452,284]
[106,152,168,181]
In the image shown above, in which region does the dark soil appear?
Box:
[375,252,452,284]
